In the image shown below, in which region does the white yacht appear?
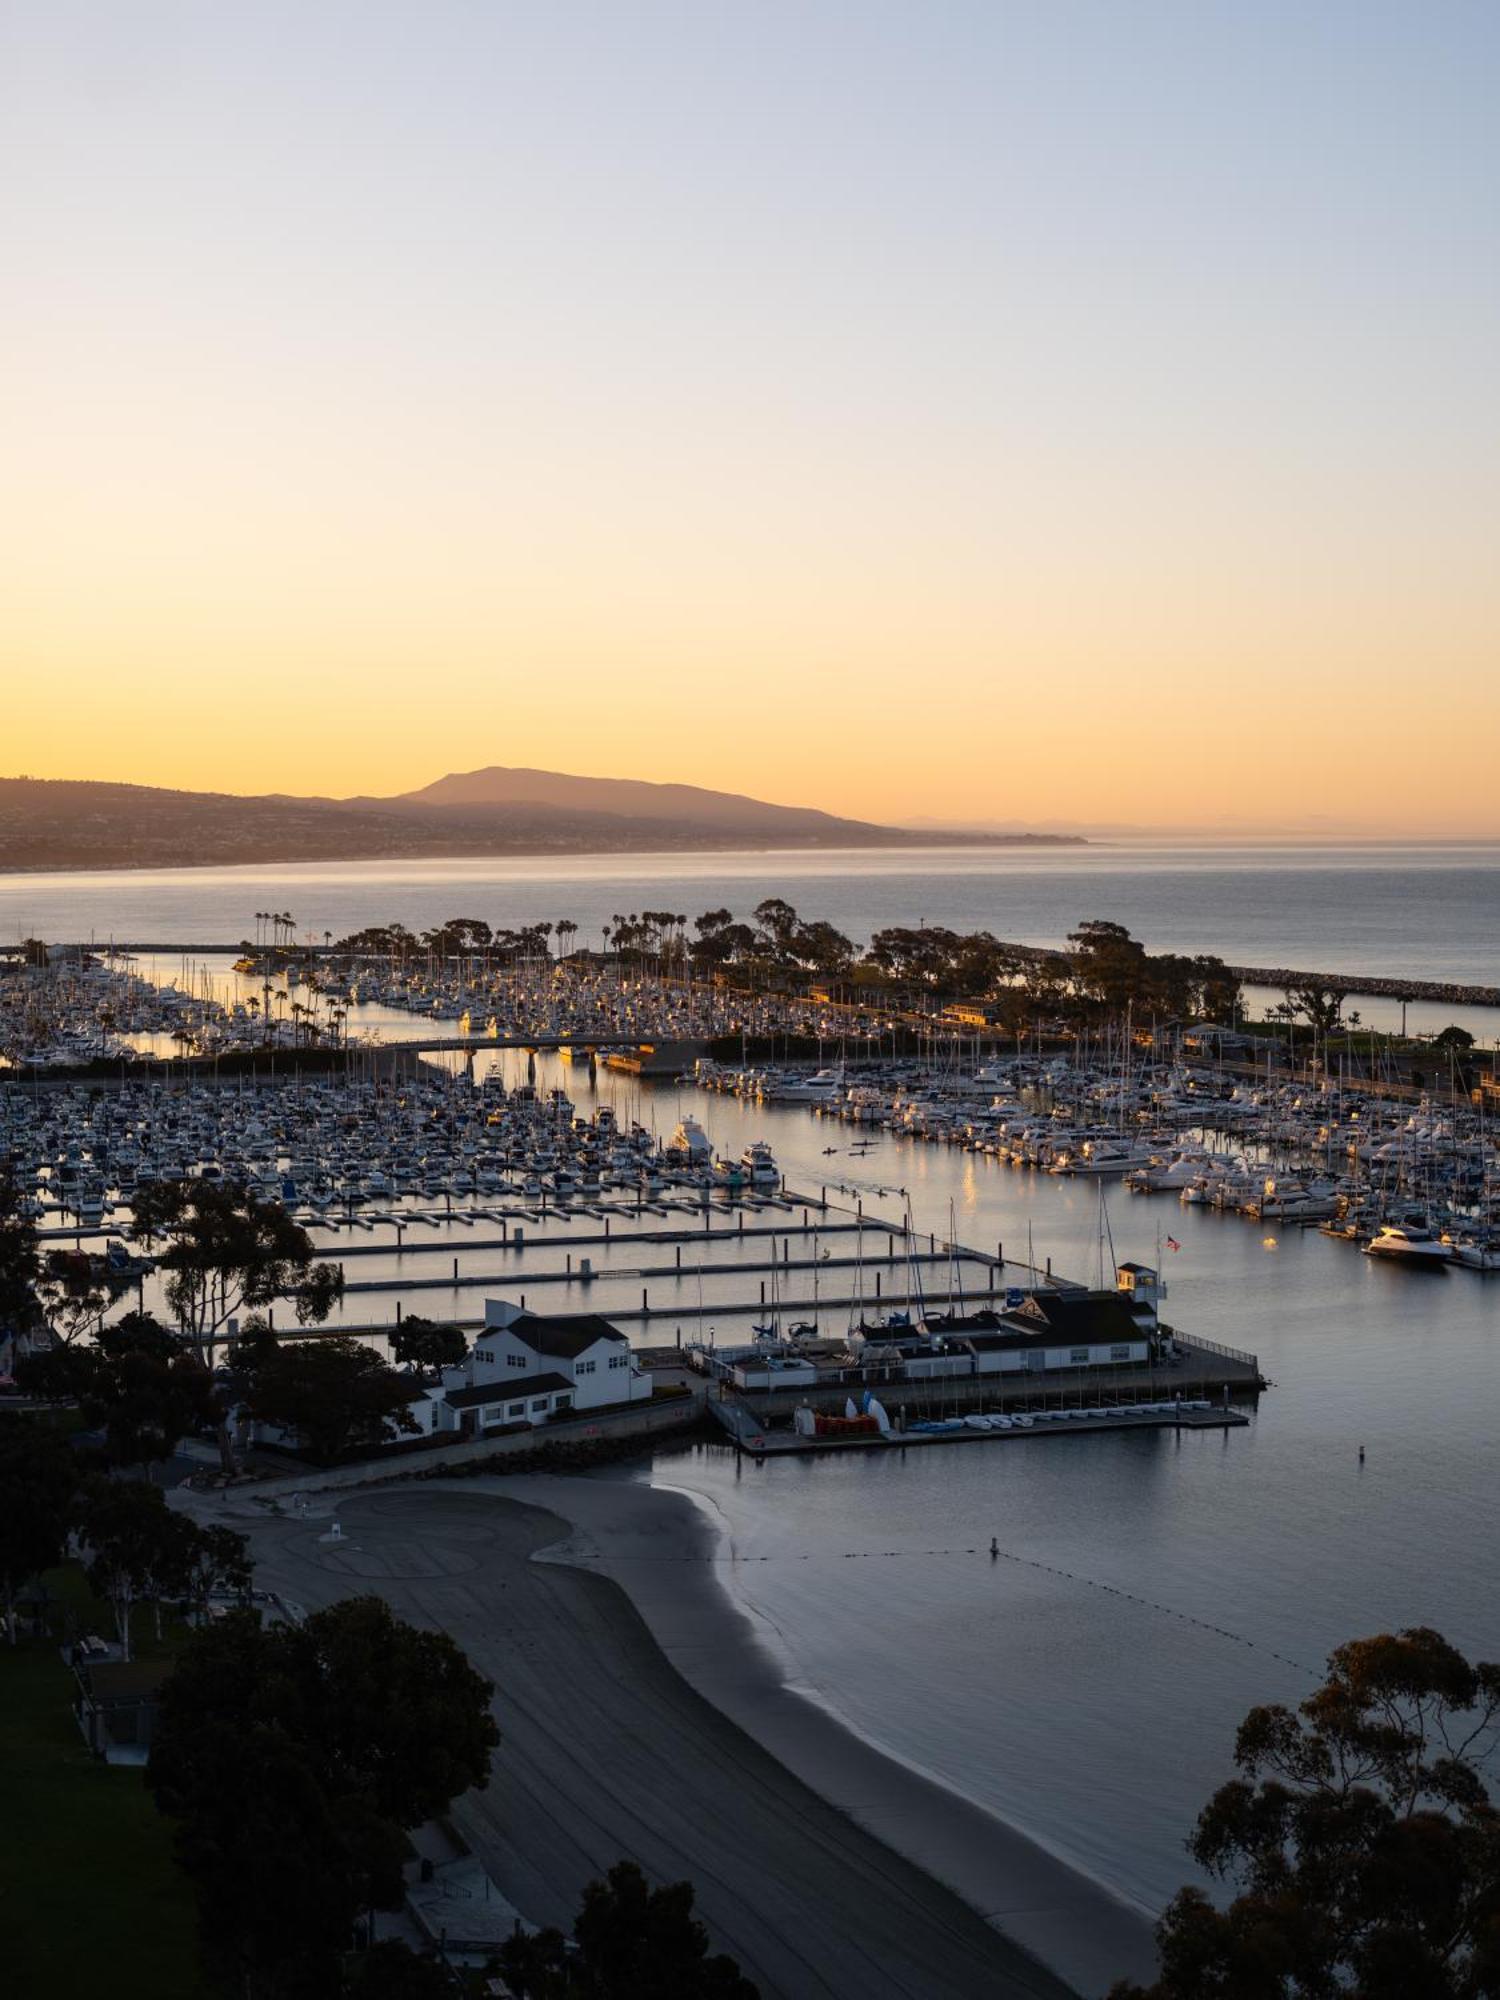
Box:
[768,1068,845,1104]
[742,1140,781,1189]
[666,1116,712,1165]
[1363,1222,1453,1266]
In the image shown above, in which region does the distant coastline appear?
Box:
[0,771,1084,874]
[0,833,1084,877]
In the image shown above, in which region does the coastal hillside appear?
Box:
[0,773,1081,872]
[398,764,890,839]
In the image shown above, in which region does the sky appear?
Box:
[2,1,1497,831]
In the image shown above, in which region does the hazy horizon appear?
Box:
[4,3,1497,828]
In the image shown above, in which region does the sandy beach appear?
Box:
[203,1476,1158,1998]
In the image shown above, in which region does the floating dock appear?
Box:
[711,1397,1251,1457]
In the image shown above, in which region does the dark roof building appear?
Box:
[995,1291,1143,1345]
[445,1372,572,1409]
[504,1312,628,1360]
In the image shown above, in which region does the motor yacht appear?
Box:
[768,1068,845,1105]
[666,1116,712,1165]
[1363,1221,1453,1266]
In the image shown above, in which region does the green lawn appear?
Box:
[0,1567,212,1999]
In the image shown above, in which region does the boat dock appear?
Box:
[711,1392,1252,1457]
[716,1392,1256,1456]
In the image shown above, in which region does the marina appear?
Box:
[5,861,1500,1969]
[7,937,1500,1379]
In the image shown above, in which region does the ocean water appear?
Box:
[5,842,1500,1036]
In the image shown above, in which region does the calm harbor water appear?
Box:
[184,1041,1498,1929]
[8,846,1500,1936]
[634,1079,1500,1922]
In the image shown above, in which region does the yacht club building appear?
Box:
[431,1301,651,1435]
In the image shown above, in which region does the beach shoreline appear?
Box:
[491,1468,1160,1997]
[196,1475,1156,1998]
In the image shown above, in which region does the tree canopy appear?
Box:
[148,1596,498,1995]
[1280,983,1351,1034]
[0,1172,42,1341]
[248,1336,419,1462]
[0,1414,79,1642]
[309,898,1255,1030]
[496,1859,759,2000]
[1110,1626,1500,2000]
[1433,1024,1478,1054]
[34,1246,129,1347]
[130,1179,343,1360]
[390,1315,467,1374]
[78,1477,231,1659]
[18,1310,216,1468]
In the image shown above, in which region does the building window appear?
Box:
[1110,1345,1131,1361]
[507,1354,527,1369]
[555,1394,571,1410]
[577,1359,595,1375]
[507,1402,524,1417]
[530,1398,549,1413]
[1070,1348,1090,1365]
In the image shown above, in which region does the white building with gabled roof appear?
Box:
[434,1301,651,1434]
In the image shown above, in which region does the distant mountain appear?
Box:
[0,771,1083,873]
[395,764,888,839]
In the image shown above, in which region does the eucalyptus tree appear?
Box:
[130,1181,343,1366]
[1110,1627,1500,2000]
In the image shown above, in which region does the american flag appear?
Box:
[1165,1236,1181,1252]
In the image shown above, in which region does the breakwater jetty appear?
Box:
[992,941,1500,1010]
[1224,963,1500,1007]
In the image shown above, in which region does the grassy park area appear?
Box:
[0,1567,208,2000]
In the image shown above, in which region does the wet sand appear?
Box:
[205,1478,1156,1998]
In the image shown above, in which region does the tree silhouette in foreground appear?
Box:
[0,1171,42,1341]
[0,1413,79,1643]
[1110,1627,1500,1999]
[345,1940,455,1996]
[496,1859,759,1999]
[148,1595,498,1997]
[18,1310,217,1469]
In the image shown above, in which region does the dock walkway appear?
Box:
[712,1394,1251,1457]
